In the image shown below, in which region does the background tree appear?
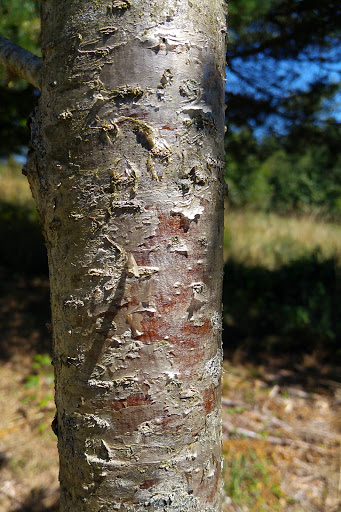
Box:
[222,0,341,357]
[225,0,341,218]
[227,0,341,132]
[0,0,227,510]
[2,0,340,216]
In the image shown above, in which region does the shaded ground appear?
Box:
[0,269,50,362]
[0,275,340,512]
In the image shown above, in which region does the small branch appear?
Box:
[0,35,42,90]
[222,398,249,408]
[222,421,335,454]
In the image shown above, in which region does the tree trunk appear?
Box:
[26,0,226,510]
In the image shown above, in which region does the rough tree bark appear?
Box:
[1,1,227,510]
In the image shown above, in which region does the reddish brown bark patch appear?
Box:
[202,385,219,414]
[157,212,183,238]
[111,392,152,411]
[139,479,157,489]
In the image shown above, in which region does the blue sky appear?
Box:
[226,44,341,136]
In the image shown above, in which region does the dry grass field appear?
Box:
[0,160,33,207]
[224,208,341,269]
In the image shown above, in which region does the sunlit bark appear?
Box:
[25,0,226,510]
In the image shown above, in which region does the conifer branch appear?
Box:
[0,35,42,90]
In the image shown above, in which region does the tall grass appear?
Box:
[224,208,341,268]
[223,208,341,356]
[1,161,340,353]
[0,158,34,205]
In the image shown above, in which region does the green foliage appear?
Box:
[223,210,341,358]
[32,353,53,369]
[224,450,283,509]
[23,354,53,394]
[226,123,341,219]
[229,0,341,60]
[228,0,273,38]
[22,354,54,434]
[24,374,40,389]
[0,0,40,57]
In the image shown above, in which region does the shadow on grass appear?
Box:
[10,489,59,512]
[0,200,50,360]
[0,272,51,360]
[0,201,48,277]
[223,254,341,366]
[1,199,340,376]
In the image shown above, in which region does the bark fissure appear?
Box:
[23,0,227,510]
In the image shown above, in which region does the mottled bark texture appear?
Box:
[26,0,227,510]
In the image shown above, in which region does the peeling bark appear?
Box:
[25,0,227,510]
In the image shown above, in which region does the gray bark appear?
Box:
[0,35,42,88]
[14,0,226,510]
